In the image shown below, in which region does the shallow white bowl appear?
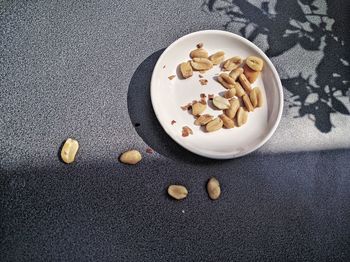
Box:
[151,30,283,159]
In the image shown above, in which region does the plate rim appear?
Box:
[150,29,284,159]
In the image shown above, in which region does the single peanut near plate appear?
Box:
[119,150,142,165]
[176,43,264,135]
[61,138,79,164]
[168,185,188,200]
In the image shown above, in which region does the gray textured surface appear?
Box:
[1,0,350,261]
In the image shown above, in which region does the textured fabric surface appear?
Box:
[1,0,349,261]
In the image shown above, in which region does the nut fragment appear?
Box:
[168,75,176,80]
[190,48,209,58]
[229,67,244,81]
[168,185,188,200]
[182,126,193,137]
[209,51,225,65]
[224,88,236,99]
[212,96,230,110]
[60,138,79,164]
[224,98,240,119]
[197,42,203,48]
[249,88,258,108]
[180,62,193,79]
[238,74,253,93]
[246,56,264,71]
[192,102,206,116]
[119,150,142,165]
[217,75,235,89]
[242,94,254,112]
[199,79,208,85]
[236,107,248,127]
[234,82,246,97]
[219,114,234,129]
[206,117,223,132]
[207,177,221,200]
[243,64,259,83]
[223,56,242,71]
[194,114,214,126]
[190,58,213,71]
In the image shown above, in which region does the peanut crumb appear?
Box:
[168,75,175,80]
[171,120,176,125]
[208,94,214,100]
[197,43,203,48]
[199,74,204,78]
[163,65,166,69]
[182,126,193,137]
[200,93,206,98]
[199,79,208,86]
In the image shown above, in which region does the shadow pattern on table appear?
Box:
[202,0,350,133]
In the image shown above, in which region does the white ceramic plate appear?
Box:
[151,30,283,159]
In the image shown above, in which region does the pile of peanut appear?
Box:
[178,43,264,133]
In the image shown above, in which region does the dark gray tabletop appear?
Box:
[1,0,350,261]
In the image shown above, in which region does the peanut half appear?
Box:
[190,48,209,59]
[190,58,213,71]
[180,62,193,79]
[207,177,221,200]
[223,56,242,71]
[242,94,254,112]
[229,67,244,81]
[217,74,235,89]
[224,98,240,119]
[120,150,142,165]
[219,114,234,129]
[206,117,223,132]
[234,82,246,97]
[194,114,214,126]
[246,56,264,72]
[238,74,253,93]
[168,185,188,200]
[224,88,236,99]
[243,64,259,83]
[250,87,263,108]
[192,102,206,116]
[209,51,225,65]
[212,96,230,110]
[61,138,79,164]
[236,107,248,127]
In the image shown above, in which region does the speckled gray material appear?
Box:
[1,0,350,261]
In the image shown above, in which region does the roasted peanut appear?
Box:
[224,98,240,119]
[192,102,206,116]
[249,88,258,108]
[207,177,221,200]
[212,96,230,110]
[190,58,213,71]
[234,82,246,97]
[246,56,264,71]
[190,48,209,58]
[238,74,253,93]
[180,62,193,79]
[243,64,259,83]
[61,138,79,164]
[194,114,214,126]
[256,88,263,107]
[219,114,234,129]
[209,51,225,65]
[224,88,236,99]
[119,150,142,165]
[223,56,242,71]
[220,73,235,85]
[206,117,223,132]
[229,67,244,81]
[236,107,248,127]
[242,94,254,112]
[217,75,235,89]
[168,185,188,200]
